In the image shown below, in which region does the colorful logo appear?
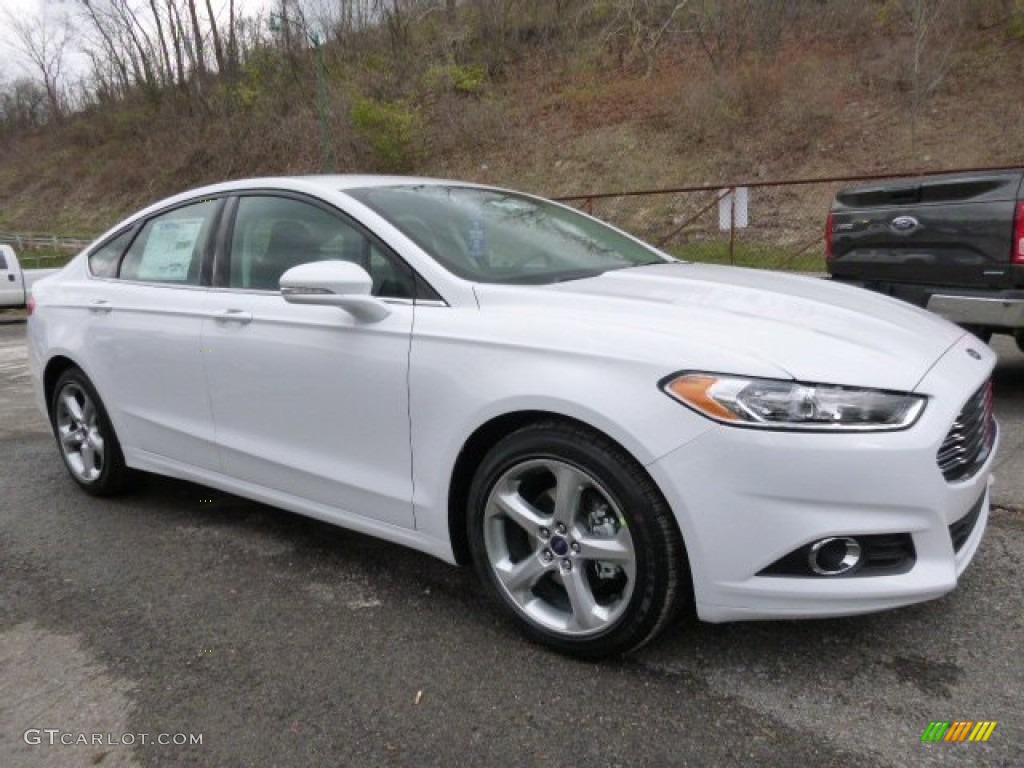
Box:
[921,721,997,742]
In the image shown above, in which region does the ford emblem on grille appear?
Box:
[967,348,982,360]
[890,215,919,233]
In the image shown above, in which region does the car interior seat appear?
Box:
[251,220,318,290]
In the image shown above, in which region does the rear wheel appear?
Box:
[467,421,687,658]
[51,368,131,496]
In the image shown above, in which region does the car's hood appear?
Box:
[472,263,969,392]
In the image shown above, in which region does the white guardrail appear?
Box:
[0,232,95,266]
[0,232,94,250]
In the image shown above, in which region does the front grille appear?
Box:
[860,533,916,571]
[949,492,985,553]
[936,381,996,483]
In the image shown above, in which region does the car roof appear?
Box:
[308,174,467,190]
[135,175,502,217]
[188,174,484,195]
[108,175,495,234]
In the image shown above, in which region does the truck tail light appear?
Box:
[26,295,35,316]
[1014,202,1024,264]
[825,210,834,260]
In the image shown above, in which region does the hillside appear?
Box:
[1,1,1023,248]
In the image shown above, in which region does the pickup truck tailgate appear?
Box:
[828,170,1024,289]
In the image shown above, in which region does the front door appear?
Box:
[201,194,417,528]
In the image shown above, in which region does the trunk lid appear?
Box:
[828,170,1024,288]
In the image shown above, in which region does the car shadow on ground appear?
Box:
[129,469,1008,681]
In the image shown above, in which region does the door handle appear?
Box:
[89,299,112,314]
[213,308,253,325]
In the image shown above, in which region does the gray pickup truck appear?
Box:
[826,169,1024,348]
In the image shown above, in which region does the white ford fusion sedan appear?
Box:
[27,176,997,657]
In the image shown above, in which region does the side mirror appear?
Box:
[280,261,391,323]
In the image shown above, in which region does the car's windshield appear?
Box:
[346,185,669,284]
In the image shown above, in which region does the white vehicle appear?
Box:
[27,177,997,657]
[0,244,60,308]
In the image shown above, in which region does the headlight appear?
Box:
[662,372,926,431]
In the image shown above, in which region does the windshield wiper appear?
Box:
[551,268,614,283]
[501,268,608,285]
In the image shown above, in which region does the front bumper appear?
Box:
[647,333,996,623]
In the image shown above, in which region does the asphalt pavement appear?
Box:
[1,316,1021,768]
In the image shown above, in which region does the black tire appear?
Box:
[50,367,132,496]
[467,420,688,658]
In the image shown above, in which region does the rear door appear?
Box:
[829,170,1024,288]
[75,198,224,470]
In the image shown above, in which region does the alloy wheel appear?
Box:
[482,458,637,637]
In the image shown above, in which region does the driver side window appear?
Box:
[229,196,415,298]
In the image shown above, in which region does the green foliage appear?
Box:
[1008,1,1024,40]
[424,64,488,95]
[235,83,262,110]
[350,97,421,172]
[11,247,74,268]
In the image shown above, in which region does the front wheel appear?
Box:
[51,368,132,496]
[467,421,687,658]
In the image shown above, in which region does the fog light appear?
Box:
[808,537,862,576]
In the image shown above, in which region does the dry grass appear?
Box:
[1,9,1023,238]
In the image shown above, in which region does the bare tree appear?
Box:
[149,0,176,88]
[1,5,73,121]
[588,0,690,73]
[898,0,964,148]
[0,77,51,132]
[204,0,227,73]
[186,0,209,77]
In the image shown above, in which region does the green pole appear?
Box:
[310,32,332,173]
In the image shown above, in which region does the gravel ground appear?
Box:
[1,318,1020,768]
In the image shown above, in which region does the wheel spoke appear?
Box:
[80,443,96,473]
[551,464,586,528]
[576,528,633,563]
[89,431,105,455]
[61,393,84,423]
[496,554,550,594]
[493,488,547,533]
[82,398,96,427]
[563,568,602,631]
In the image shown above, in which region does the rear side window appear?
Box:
[0,250,7,270]
[119,200,219,284]
[88,230,133,278]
